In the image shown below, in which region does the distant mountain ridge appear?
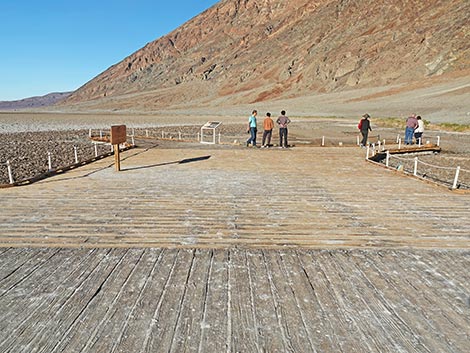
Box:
[59,0,470,113]
[0,92,72,110]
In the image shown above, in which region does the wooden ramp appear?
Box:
[1,146,469,352]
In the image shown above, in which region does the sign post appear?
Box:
[110,125,127,171]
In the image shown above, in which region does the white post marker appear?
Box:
[437,136,441,146]
[366,145,370,160]
[321,136,325,146]
[382,139,386,151]
[386,151,390,167]
[414,157,418,176]
[89,129,92,138]
[48,152,52,171]
[131,136,135,146]
[398,138,402,150]
[6,160,14,184]
[452,166,461,189]
[179,132,182,140]
[396,134,400,143]
[94,143,98,157]
[357,135,360,145]
[74,146,78,164]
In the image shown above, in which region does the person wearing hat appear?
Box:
[358,113,372,147]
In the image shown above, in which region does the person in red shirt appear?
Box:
[358,113,372,147]
[261,112,274,148]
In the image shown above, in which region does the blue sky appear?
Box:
[0,0,219,101]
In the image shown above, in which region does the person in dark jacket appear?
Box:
[358,113,372,147]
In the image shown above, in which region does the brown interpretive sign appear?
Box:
[110,125,126,171]
[110,125,127,145]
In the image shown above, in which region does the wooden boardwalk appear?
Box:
[0,146,469,249]
[1,145,470,352]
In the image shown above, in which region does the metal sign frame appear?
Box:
[200,121,222,144]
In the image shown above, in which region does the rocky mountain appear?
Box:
[61,0,470,115]
[0,92,71,110]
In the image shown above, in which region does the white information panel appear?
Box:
[200,121,222,144]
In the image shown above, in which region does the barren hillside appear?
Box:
[60,0,470,119]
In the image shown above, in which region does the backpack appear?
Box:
[357,119,363,130]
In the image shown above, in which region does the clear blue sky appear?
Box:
[0,0,219,101]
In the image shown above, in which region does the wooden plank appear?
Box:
[280,251,336,351]
[0,248,30,277]
[262,251,315,352]
[297,251,367,352]
[112,249,180,353]
[1,249,125,353]
[48,248,152,352]
[197,250,229,352]
[144,249,196,352]
[334,251,426,352]
[0,248,59,296]
[228,249,262,352]
[168,249,213,352]
[361,251,457,352]
[317,251,397,352]
[391,251,470,351]
[0,249,94,340]
[244,250,287,352]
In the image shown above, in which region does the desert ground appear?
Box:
[0,112,469,352]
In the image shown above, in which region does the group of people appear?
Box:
[404,113,425,145]
[358,113,425,147]
[246,110,291,148]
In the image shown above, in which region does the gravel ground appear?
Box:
[1,118,469,188]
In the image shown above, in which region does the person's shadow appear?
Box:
[121,155,211,172]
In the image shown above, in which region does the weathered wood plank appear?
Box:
[382,251,470,351]
[167,249,213,352]
[48,249,152,352]
[280,251,334,351]
[362,251,457,352]
[3,249,125,353]
[297,251,366,352]
[245,250,287,352]
[113,249,180,353]
[263,250,315,352]
[197,250,229,353]
[229,249,262,352]
[144,249,196,352]
[335,251,425,352]
[317,251,399,352]
[0,249,469,352]
[0,248,95,341]
[0,248,58,296]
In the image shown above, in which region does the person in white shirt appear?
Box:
[414,116,425,145]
